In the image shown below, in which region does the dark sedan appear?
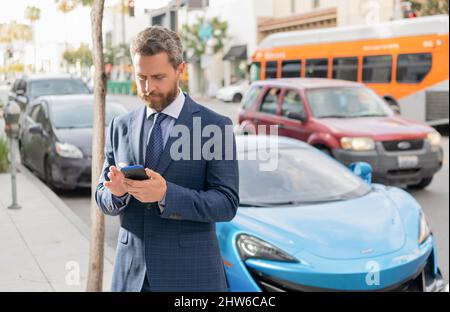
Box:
[19,94,127,189]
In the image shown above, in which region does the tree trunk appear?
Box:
[87,0,106,292]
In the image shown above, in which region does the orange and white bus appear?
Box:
[250,15,449,126]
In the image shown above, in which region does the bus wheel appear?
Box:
[384,97,401,115]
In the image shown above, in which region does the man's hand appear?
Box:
[103,165,128,197]
[124,168,167,203]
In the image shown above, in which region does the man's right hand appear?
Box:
[103,165,128,197]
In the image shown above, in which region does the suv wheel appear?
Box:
[408,176,433,190]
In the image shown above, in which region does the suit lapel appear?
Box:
[129,106,146,165]
[156,94,199,176]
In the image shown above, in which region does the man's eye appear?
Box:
[138,76,146,81]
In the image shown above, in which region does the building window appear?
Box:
[312,0,320,9]
[305,58,328,78]
[281,60,301,78]
[397,53,432,83]
[265,61,278,79]
[332,57,358,81]
[362,55,392,83]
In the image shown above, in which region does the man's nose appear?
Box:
[144,80,157,94]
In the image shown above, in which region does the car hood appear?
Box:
[318,116,432,140]
[54,128,94,156]
[234,189,407,260]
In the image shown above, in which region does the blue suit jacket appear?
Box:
[95,95,239,292]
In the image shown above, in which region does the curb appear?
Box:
[17,162,116,265]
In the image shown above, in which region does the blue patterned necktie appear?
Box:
[145,113,168,170]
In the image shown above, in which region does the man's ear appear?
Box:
[176,62,186,77]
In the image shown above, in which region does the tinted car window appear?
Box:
[242,86,264,110]
[305,58,328,78]
[50,102,127,129]
[397,53,432,83]
[281,60,301,78]
[239,147,370,204]
[29,105,42,122]
[259,88,280,115]
[362,55,392,83]
[306,87,393,118]
[29,79,90,99]
[332,57,358,81]
[265,61,278,79]
[281,90,306,119]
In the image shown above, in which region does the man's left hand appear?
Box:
[124,168,167,203]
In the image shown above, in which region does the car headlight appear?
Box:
[427,132,442,147]
[340,137,375,151]
[55,142,83,159]
[418,212,431,245]
[236,234,298,263]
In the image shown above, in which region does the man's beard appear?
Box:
[138,83,179,112]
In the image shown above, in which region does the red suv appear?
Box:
[238,78,443,189]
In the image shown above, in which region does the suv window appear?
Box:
[259,88,280,115]
[29,104,42,123]
[281,90,306,119]
[242,86,264,110]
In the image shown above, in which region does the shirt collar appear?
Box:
[146,88,185,120]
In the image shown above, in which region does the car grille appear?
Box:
[382,139,424,151]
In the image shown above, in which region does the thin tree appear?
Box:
[25,6,40,72]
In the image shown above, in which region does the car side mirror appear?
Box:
[348,162,372,185]
[29,124,43,135]
[287,112,307,123]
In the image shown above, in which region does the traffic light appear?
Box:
[128,0,134,17]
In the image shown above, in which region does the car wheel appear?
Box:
[44,157,55,189]
[408,176,433,190]
[232,93,243,103]
[316,146,332,157]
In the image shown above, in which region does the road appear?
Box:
[1,88,448,282]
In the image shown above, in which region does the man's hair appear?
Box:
[130,26,184,69]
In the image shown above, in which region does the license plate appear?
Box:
[398,155,419,169]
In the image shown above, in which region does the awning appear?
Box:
[222,45,247,61]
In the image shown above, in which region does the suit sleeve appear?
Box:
[95,117,131,216]
[160,117,239,223]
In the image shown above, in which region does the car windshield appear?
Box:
[30,79,90,98]
[51,102,127,129]
[239,147,370,206]
[306,87,393,118]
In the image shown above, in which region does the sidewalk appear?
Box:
[0,164,114,291]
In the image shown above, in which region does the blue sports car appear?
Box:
[217,135,448,292]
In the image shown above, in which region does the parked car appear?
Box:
[18,94,127,189]
[8,74,91,111]
[237,78,443,189]
[218,135,448,292]
[216,80,249,103]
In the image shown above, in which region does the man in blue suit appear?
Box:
[95,26,239,292]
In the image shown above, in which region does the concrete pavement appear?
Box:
[0,162,115,291]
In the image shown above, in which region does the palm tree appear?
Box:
[25,6,41,72]
[55,0,107,292]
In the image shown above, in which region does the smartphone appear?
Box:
[120,165,149,180]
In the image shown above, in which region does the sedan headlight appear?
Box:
[55,142,83,159]
[427,132,442,147]
[236,234,298,263]
[418,212,431,245]
[340,137,375,151]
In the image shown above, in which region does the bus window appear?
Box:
[265,61,278,79]
[305,59,328,78]
[250,62,261,82]
[362,55,392,83]
[281,60,302,78]
[397,53,432,83]
[332,57,358,81]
